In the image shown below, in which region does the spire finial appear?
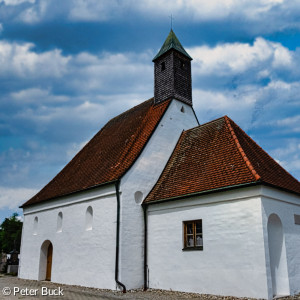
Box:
[169,14,174,30]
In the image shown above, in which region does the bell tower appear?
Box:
[153,30,192,106]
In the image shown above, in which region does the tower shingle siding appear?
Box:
[153,30,192,106]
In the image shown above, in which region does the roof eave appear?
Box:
[20,179,118,208]
[143,181,300,206]
[143,181,261,206]
[152,48,192,62]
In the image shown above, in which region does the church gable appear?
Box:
[145,116,300,203]
[23,98,171,207]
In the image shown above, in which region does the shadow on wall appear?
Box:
[267,214,290,297]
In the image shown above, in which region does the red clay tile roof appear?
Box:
[23,98,171,207]
[145,116,300,203]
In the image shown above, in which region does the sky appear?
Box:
[0,0,300,223]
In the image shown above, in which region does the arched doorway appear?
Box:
[267,214,289,296]
[39,240,53,281]
[46,243,53,280]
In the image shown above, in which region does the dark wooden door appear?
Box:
[46,243,53,281]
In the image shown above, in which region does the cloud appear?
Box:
[0,41,70,78]
[133,0,284,21]
[270,140,300,177]
[1,0,298,37]
[275,115,300,132]
[10,88,69,103]
[0,186,38,210]
[0,39,154,199]
[189,37,292,77]
[68,0,124,22]
[0,0,35,5]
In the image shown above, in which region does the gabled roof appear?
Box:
[153,29,192,61]
[23,98,171,207]
[145,116,300,203]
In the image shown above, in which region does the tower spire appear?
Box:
[153,29,192,62]
[169,14,174,30]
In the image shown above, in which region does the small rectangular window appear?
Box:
[161,62,166,71]
[183,219,203,250]
[180,60,185,69]
[294,214,300,225]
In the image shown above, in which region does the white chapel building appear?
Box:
[19,30,300,299]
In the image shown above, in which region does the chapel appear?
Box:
[19,30,300,299]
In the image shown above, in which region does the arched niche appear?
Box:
[134,191,143,204]
[33,216,38,235]
[267,213,290,296]
[57,212,63,233]
[85,206,93,231]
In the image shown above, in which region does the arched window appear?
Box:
[85,206,93,231]
[57,212,63,233]
[33,216,38,235]
[134,191,143,204]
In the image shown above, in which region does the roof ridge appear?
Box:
[224,116,261,181]
[227,117,300,185]
[183,115,227,134]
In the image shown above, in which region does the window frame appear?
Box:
[183,219,203,251]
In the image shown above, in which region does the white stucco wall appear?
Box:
[261,186,300,298]
[19,184,117,289]
[119,99,198,289]
[147,187,270,299]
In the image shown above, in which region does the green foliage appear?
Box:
[0,213,23,253]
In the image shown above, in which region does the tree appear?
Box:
[0,213,23,253]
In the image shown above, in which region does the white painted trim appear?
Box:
[261,186,300,206]
[148,186,263,212]
[147,185,300,213]
[24,190,118,215]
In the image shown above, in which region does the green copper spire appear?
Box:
[153,29,192,61]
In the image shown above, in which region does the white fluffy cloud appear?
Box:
[270,140,300,176]
[0,0,35,5]
[0,41,70,78]
[189,37,292,76]
[133,0,286,21]
[0,40,152,101]
[10,88,69,103]
[0,186,38,210]
[4,0,299,33]
[275,115,300,132]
